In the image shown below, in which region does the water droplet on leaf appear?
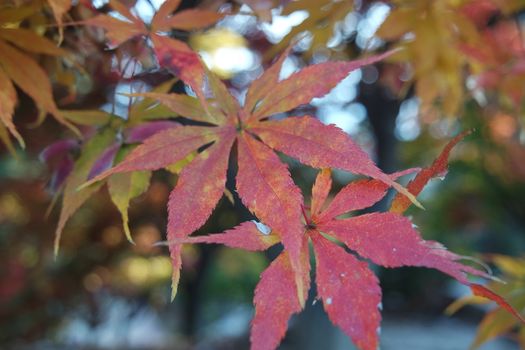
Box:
[251,220,271,235]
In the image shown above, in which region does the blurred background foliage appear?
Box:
[1,0,525,349]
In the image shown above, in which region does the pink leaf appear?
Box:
[251,116,382,179]
[251,116,417,205]
[311,168,332,218]
[251,51,395,120]
[318,169,420,221]
[236,133,305,297]
[312,233,382,350]
[152,34,207,103]
[167,130,236,299]
[251,246,310,350]
[161,221,279,251]
[318,212,489,284]
[244,45,293,117]
[85,126,222,185]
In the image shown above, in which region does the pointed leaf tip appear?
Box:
[154,221,279,251]
[470,284,525,324]
[170,269,180,302]
[390,130,471,213]
[318,212,488,285]
[250,50,396,120]
[108,170,150,245]
[251,116,420,208]
[311,168,332,218]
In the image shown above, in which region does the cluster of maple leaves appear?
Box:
[376,0,525,115]
[1,1,524,349]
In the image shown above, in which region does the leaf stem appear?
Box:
[301,205,315,230]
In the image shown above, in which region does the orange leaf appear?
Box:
[390,130,471,213]
[132,92,220,124]
[317,170,416,222]
[205,64,240,120]
[318,179,390,222]
[150,0,182,31]
[0,40,75,134]
[159,9,223,31]
[47,0,71,42]
[0,67,23,147]
[84,14,146,47]
[107,0,138,22]
[471,284,525,324]
[0,28,67,56]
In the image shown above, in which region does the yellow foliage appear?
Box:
[377,0,482,115]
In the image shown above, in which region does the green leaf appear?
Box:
[108,170,151,243]
[61,109,113,126]
[54,128,115,255]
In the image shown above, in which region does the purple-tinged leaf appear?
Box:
[124,121,179,144]
[39,139,79,164]
[83,126,221,187]
[49,156,74,193]
[87,142,121,180]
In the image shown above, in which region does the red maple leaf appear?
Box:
[159,135,524,350]
[83,47,415,300]
[83,0,223,99]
